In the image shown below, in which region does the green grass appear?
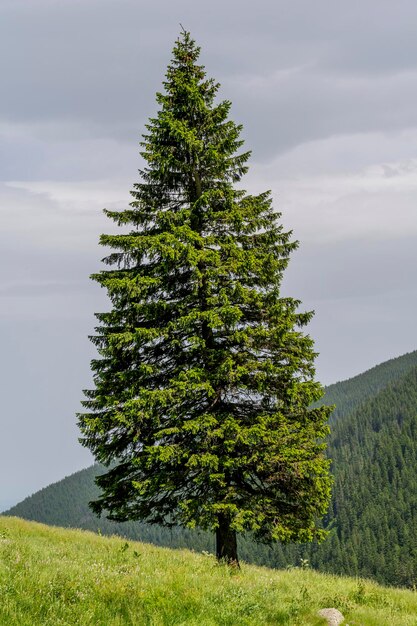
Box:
[1,517,417,625]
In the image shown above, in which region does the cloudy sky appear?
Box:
[1,0,416,509]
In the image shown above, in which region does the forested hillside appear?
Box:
[320,349,417,420]
[284,365,417,588]
[5,350,417,587]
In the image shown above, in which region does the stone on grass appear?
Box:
[317,607,345,625]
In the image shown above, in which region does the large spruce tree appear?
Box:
[78,30,332,566]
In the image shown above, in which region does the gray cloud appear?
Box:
[232,67,417,159]
[0,281,86,297]
[2,0,417,157]
[283,235,417,302]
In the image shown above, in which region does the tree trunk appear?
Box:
[216,514,239,567]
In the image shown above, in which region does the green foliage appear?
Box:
[2,517,417,626]
[77,29,331,555]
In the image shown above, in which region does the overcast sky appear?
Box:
[1,0,416,509]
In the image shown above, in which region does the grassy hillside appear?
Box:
[1,516,417,626]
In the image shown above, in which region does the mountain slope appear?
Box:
[321,349,417,420]
[303,365,417,587]
[2,516,417,626]
[5,350,417,587]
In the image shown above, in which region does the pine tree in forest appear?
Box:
[78,30,332,566]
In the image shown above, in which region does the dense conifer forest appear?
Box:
[6,350,417,587]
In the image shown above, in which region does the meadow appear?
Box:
[1,516,417,625]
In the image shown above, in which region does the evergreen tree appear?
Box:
[78,30,332,566]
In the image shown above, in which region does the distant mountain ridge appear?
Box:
[321,349,417,420]
[5,349,417,587]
